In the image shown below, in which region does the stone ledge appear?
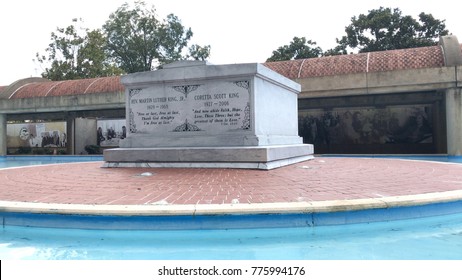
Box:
[103,144,313,170]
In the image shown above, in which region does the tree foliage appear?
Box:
[266,37,322,62]
[35,18,123,81]
[77,30,124,79]
[157,14,194,64]
[103,1,210,73]
[35,18,84,81]
[187,44,211,61]
[35,2,210,80]
[268,7,450,60]
[103,2,161,73]
[335,7,449,53]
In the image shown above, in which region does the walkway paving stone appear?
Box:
[1,158,462,206]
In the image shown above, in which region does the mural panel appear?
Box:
[299,105,433,146]
[96,119,126,147]
[7,122,67,148]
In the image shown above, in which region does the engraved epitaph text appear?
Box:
[128,80,250,134]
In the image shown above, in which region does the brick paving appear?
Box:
[1,157,462,206]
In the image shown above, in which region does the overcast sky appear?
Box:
[1,0,461,85]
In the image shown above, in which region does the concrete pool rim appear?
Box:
[2,191,462,230]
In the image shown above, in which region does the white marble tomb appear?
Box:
[103,61,313,169]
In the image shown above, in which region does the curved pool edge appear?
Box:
[2,189,462,215]
[2,190,462,230]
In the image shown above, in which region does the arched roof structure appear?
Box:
[263,45,446,79]
[1,76,124,100]
[0,36,460,100]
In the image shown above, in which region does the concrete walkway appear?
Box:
[1,157,462,216]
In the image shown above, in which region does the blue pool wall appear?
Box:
[2,200,462,230]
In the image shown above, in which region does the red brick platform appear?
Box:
[1,158,462,210]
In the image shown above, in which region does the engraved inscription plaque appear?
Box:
[128,80,250,134]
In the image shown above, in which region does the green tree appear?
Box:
[323,45,348,56]
[77,30,124,79]
[35,18,84,80]
[157,13,193,64]
[266,37,322,62]
[187,44,211,61]
[334,7,449,53]
[35,18,123,81]
[103,1,210,73]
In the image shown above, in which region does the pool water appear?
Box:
[1,211,462,260]
[1,155,462,260]
[322,154,462,163]
[0,155,103,168]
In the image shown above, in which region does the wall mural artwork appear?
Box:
[7,122,67,148]
[299,105,433,146]
[96,119,127,147]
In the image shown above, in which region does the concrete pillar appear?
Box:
[75,118,97,155]
[433,99,447,153]
[446,88,462,156]
[0,114,6,156]
[66,116,75,155]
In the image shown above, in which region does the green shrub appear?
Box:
[16,147,32,154]
[33,149,45,155]
[85,145,102,154]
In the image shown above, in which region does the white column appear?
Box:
[446,88,462,156]
[0,114,7,156]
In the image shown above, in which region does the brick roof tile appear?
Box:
[9,76,124,99]
[6,44,458,99]
[264,45,445,79]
